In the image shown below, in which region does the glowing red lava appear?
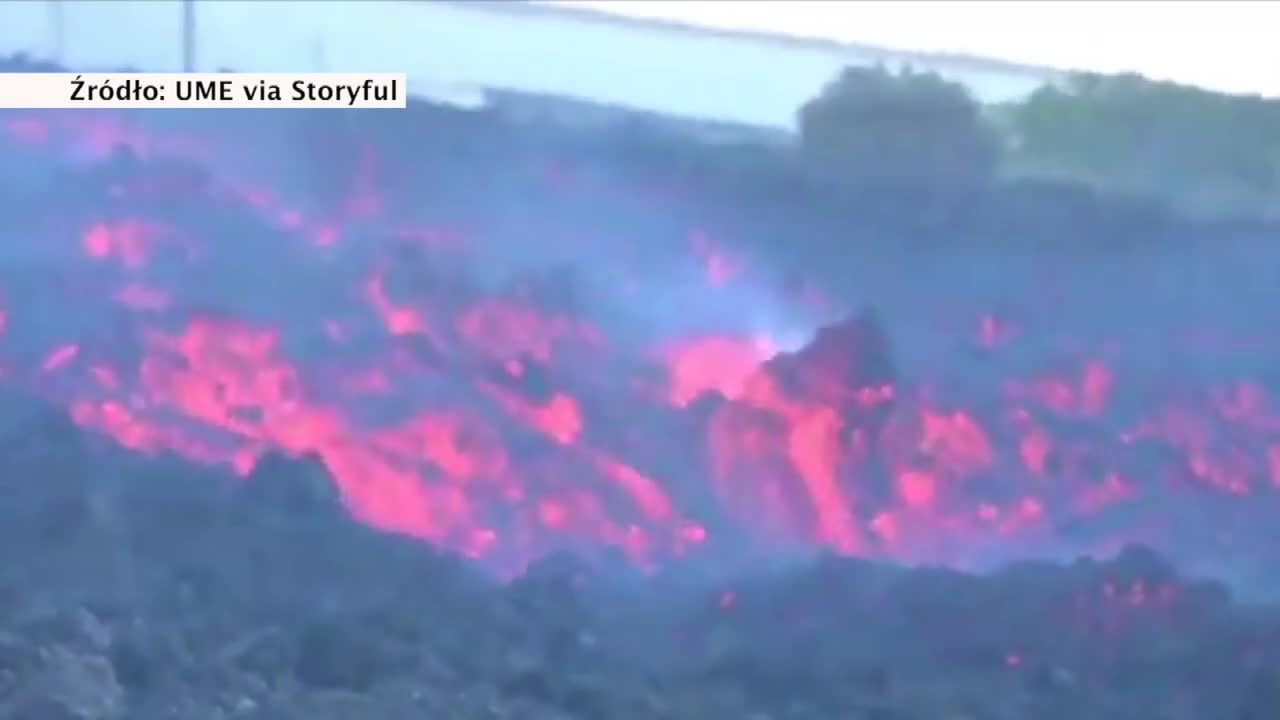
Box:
[4,110,1279,577]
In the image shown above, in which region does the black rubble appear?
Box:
[0,390,1275,720]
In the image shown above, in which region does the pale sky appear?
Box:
[1,1,1275,126]
[546,1,1280,98]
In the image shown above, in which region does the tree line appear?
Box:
[797,65,1280,219]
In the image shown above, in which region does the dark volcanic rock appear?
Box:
[294,616,391,693]
[235,451,345,522]
[0,387,1275,718]
[1240,669,1280,720]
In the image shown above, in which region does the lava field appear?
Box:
[2,390,1279,718]
[1,60,1280,718]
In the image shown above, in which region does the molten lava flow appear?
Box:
[662,335,777,407]
[3,109,1280,577]
[706,313,898,554]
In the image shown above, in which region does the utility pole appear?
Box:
[312,37,329,72]
[48,0,65,65]
[182,0,195,72]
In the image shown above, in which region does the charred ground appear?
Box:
[1,390,1279,719]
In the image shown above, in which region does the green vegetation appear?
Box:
[796,65,1280,218]
[1007,73,1280,216]
[798,66,1000,192]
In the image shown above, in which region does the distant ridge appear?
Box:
[481,85,795,144]
[439,0,1066,84]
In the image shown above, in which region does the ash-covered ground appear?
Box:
[3,57,1280,718]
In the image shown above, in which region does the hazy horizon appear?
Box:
[546,0,1280,99]
[0,1,1275,129]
